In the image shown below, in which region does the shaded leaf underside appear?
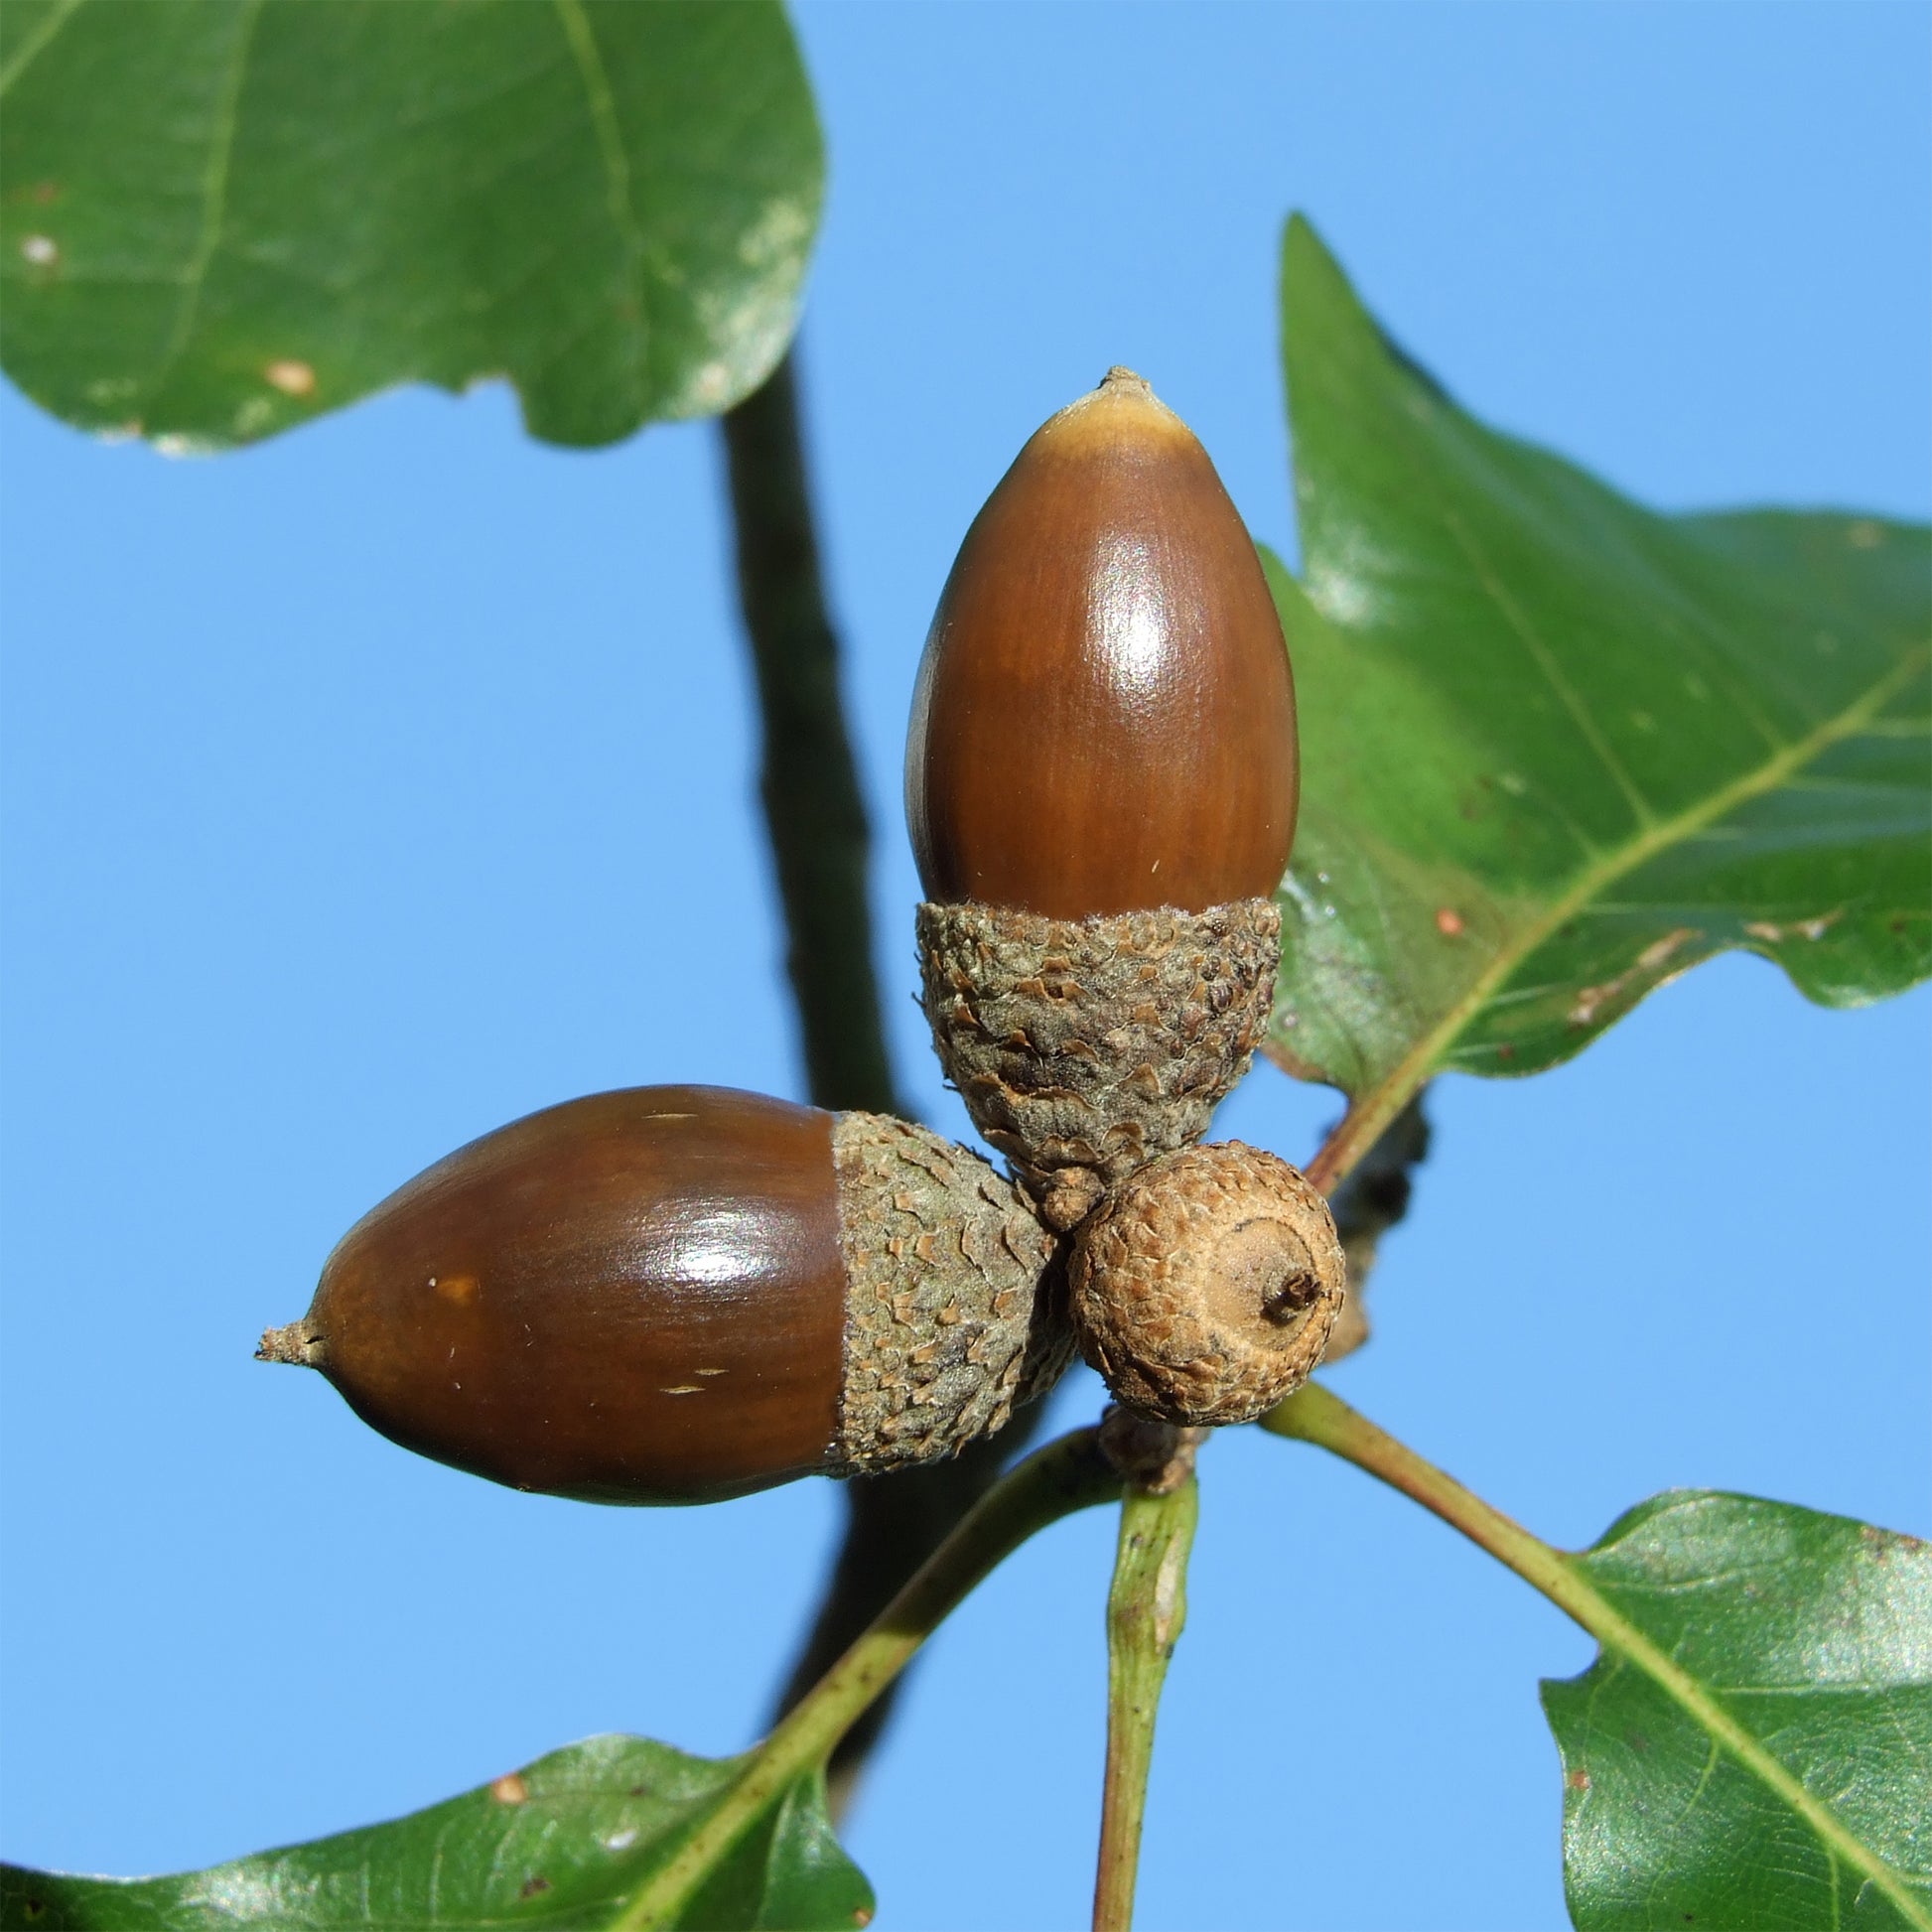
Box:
[1265,218,1931,1132]
[0,1734,873,1932]
[0,0,822,448]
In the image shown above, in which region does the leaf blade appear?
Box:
[0,0,823,448]
[1267,217,1932,1133]
[1543,1492,1932,1932]
[0,1735,874,1932]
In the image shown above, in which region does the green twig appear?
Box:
[616,1427,1124,1931]
[1261,1382,1929,1929]
[773,1404,1053,1816]
[1093,1478,1199,1932]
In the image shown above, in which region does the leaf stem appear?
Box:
[1304,1090,1408,1196]
[1263,1382,1577,1600]
[1093,1478,1198,1932]
[1261,1382,1930,1928]
[617,1428,1123,1931]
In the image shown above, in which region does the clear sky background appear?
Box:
[2,6,1927,1930]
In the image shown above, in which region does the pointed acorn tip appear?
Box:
[257,1319,323,1367]
[1078,364,1187,436]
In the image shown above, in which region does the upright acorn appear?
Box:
[260,1086,1072,1504]
[906,367,1298,1228]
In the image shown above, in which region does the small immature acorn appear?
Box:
[258,1086,1073,1505]
[1070,1142,1345,1428]
[905,367,1298,1229]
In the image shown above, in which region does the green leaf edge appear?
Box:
[0,1735,873,1932]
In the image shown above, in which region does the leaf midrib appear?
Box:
[145,0,263,422]
[552,0,651,409]
[1312,638,1931,1187]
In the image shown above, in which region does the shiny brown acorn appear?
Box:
[905,367,1299,1230]
[259,1086,1073,1505]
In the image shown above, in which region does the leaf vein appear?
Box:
[1437,500,1659,831]
[0,0,84,98]
[142,0,264,423]
[550,0,650,413]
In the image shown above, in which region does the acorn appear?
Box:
[1069,1142,1345,1428]
[905,367,1297,1230]
[258,1086,1074,1505]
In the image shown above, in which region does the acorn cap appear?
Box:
[1069,1142,1345,1427]
[831,1109,1072,1476]
[905,366,1299,919]
[916,897,1282,1228]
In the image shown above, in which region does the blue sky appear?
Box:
[2,6,1927,1929]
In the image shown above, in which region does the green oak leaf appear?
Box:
[1543,1492,1932,1931]
[0,0,821,449]
[1266,216,1931,1129]
[0,1735,874,1932]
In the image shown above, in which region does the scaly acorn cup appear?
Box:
[1069,1142,1345,1428]
[258,1086,1074,1505]
[905,367,1298,1230]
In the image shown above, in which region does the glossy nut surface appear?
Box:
[905,366,1298,918]
[281,1086,845,1504]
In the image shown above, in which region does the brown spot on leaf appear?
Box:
[1744,911,1838,945]
[264,358,317,397]
[1567,1769,1590,1791]
[1568,928,1698,1027]
[1435,906,1464,937]
[490,1773,529,1805]
[519,1876,551,1899]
